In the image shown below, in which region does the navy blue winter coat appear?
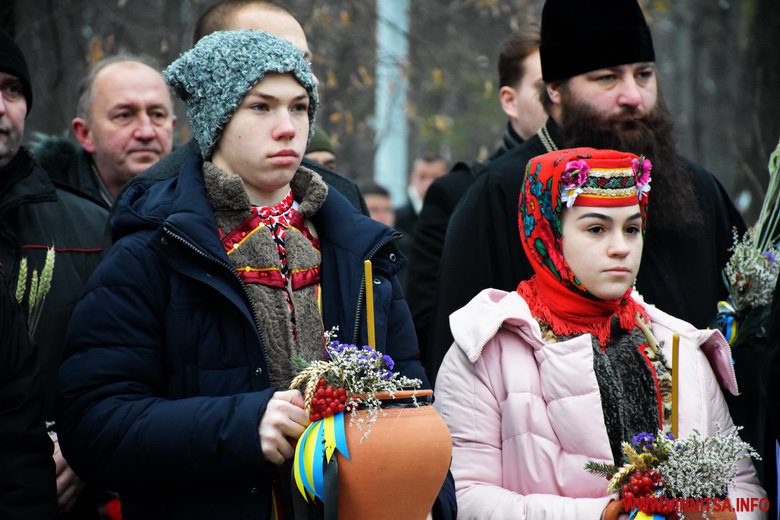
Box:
[57,157,455,519]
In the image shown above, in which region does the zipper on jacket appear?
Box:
[725,339,738,393]
[163,227,272,374]
[351,233,401,344]
[699,327,740,395]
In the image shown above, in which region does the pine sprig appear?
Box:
[584,460,617,479]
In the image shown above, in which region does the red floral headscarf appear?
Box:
[517,148,652,346]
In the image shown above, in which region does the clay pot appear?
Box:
[337,389,452,520]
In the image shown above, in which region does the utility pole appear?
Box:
[374,0,410,207]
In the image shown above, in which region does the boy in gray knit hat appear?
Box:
[57,28,447,520]
[164,29,318,160]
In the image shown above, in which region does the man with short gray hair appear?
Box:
[46,55,175,208]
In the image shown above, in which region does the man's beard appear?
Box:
[556,92,703,236]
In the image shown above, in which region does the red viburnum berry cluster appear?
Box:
[308,378,348,422]
[622,469,663,500]
[622,470,674,514]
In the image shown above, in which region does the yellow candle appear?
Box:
[671,332,679,438]
[364,260,376,349]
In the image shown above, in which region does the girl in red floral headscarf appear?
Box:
[517,148,652,348]
[434,148,763,520]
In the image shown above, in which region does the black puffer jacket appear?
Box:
[0,148,107,419]
[0,269,56,519]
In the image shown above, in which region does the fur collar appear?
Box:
[202,161,328,214]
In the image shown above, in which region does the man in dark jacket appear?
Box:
[0,269,57,519]
[119,0,369,218]
[395,155,448,236]
[406,25,545,368]
[0,31,107,517]
[428,0,745,386]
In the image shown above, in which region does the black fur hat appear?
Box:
[540,0,655,83]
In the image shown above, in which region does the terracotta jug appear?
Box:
[336,389,452,520]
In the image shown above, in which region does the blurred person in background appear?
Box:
[406,25,545,371]
[361,180,396,228]
[395,154,448,236]
[360,180,414,287]
[304,125,336,170]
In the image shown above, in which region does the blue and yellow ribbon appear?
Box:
[714,300,738,345]
[293,411,350,502]
[628,509,665,520]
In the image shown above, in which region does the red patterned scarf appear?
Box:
[517,148,651,346]
[251,189,298,278]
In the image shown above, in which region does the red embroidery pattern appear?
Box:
[220,189,321,339]
[251,190,296,278]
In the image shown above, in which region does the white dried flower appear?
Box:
[724,229,780,309]
[656,425,760,500]
[723,139,780,311]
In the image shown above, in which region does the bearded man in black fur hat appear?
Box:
[428,0,745,394]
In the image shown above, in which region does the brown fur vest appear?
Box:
[202,162,329,389]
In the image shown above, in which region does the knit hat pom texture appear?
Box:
[164,30,318,159]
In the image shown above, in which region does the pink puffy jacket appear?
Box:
[435,289,766,519]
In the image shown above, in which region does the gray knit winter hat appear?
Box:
[164,30,318,159]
